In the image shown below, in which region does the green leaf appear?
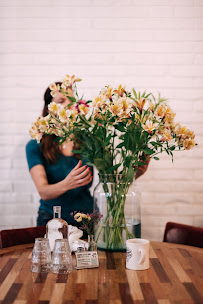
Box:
[106,163,121,173]
[86,100,92,104]
[104,152,112,167]
[115,123,125,132]
[143,147,154,155]
[154,157,159,160]
[104,134,112,146]
[141,91,146,97]
[116,142,125,149]
[125,155,132,167]
[127,166,134,182]
[132,88,137,99]
[65,102,74,109]
[94,158,106,171]
[145,93,151,98]
[94,117,105,125]
[71,149,82,154]
[170,145,176,151]
[150,141,158,147]
[137,161,146,166]
[65,95,76,103]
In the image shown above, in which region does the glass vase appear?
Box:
[88,234,97,251]
[93,174,141,251]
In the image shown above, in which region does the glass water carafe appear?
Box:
[46,206,68,251]
[94,174,141,251]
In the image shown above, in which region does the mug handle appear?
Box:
[138,248,146,264]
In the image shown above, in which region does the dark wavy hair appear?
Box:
[40,82,62,164]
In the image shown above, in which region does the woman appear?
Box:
[26,83,93,226]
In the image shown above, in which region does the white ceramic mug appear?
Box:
[126,239,150,270]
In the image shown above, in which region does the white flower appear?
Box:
[49,83,60,97]
[48,102,63,114]
[161,128,173,142]
[58,108,68,123]
[142,120,158,134]
[154,104,167,119]
[78,104,90,115]
[63,75,82,87]
[109,103,123,116]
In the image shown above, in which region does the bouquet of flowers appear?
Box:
[30,74,197,250]
[70,210,103,236]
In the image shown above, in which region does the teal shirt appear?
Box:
[26,140,93,225]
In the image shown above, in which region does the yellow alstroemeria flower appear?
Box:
[183,138,196,150]
[118,97,132,116]
[164,106,176,123]
[142,120,158,134]
[174,124,188,137]
[92,96,100,107]
[69,108,78,121]
[34,133,43,143]
[29,124,43,143]
[154,104,166,119]
[78,104,90,115]
[161,128,173,142]
[149,102,155,112]
[46,128,64,137]
[102,86,113,99]
[63,75,82,87]
[92,95,106,108]
[74,212,82,222]
[29,124,38,137]
[58,108,68,123]
[113,84,126,97]
[164,113,176,124]
[134,98,146,112]
[185,129,195,139]
[49,83,60,97]
[48,102,61,114]
[110,103,123,116]
[38,117,49,132]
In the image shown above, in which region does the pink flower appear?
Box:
[79,99,88,106]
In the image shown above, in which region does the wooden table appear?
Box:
[0,242,202,304]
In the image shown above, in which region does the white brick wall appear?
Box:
[1,0,203,241]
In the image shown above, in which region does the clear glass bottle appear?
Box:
[46,206,68,251]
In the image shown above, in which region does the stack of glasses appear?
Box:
[31,238,72,274]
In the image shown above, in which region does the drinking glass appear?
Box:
[31,238,51,273]
[51,239,72,274]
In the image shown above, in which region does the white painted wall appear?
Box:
[1,0,203,241]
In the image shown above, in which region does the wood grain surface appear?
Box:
[0,242,202,304]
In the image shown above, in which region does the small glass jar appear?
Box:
[88,234,97,251]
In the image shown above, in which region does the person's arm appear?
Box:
[135,156,150,180]
[30,160,92,201]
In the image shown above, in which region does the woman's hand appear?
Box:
[29,160,92,201]
[64,160,93,191]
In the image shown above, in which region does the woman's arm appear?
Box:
[135,156,150,180]
[30,160,92,201]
